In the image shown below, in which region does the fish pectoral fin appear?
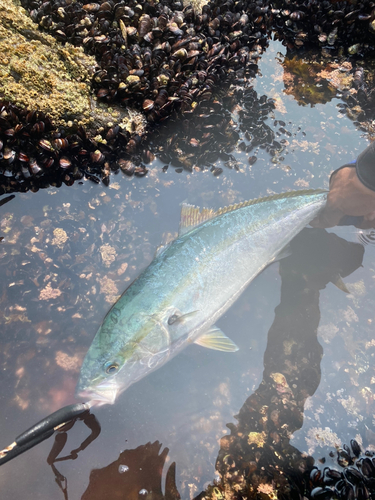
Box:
[332,274,350,293]
[168,310,200,325]
[194,327,239,352]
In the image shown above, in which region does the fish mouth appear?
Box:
[76,381,119,407]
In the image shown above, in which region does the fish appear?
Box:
[76,189,327,405]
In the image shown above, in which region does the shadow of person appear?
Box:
[197,228,364,499]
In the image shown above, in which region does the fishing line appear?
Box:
[0,402,91,466]
[0,194,15,207]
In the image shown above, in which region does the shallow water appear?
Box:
[0,40,374,499]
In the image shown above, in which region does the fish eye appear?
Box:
[168,314,179,325]
[104,362,119,374]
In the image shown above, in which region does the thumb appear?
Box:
[364,211,375,222]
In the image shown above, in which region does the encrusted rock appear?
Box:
[0,0,144,132]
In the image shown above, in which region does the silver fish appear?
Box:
[76,189,327,405]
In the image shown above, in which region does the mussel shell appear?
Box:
[18,152,29,162]
[311,487,334,500]
[127,26,138,37]
[59,157,71,169]
[97,88,109,98]
[105,125,120,141]
[41,157,54,169]
[337,449,351,467]
[323,468,342,486]
[90,151,105,164]
[143,32,153,43]
[358,458,375,478]
[3,148,16,162]
[118,159,135,175]
[54,138,69,150]
[212,167,223,176]
[29,159,42,175]
[343,466,363,484]
[158,13,168,29]
[335,480,355,500]
[39,139,54,152]
[356,483,370,500]
[22,165,31,178]
[350,439,361,458]
[142,99,154,111]
[154,89,168,108]
[134,165,148,177]
[138,14,152,38]
[248,155,257,165]
[142,150,155,163]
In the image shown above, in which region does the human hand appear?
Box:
[311,166,375,228]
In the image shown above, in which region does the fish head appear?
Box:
[76,306,189,406]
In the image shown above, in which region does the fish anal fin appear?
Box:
[194,326,239,352]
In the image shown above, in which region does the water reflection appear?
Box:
[82,441,180,500]
[279,50,375,138]
[48,412,101,500]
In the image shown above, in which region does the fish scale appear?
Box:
[76,189,327,406]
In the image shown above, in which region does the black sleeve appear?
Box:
[355,141,375,192]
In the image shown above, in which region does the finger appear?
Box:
[364,211,375,222]
[310,208,344,228]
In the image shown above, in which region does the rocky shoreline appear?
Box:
[1,0,375,194]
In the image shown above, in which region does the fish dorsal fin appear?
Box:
[179,190,327,236]
[214,189,328,217]
[179,203,216,236]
